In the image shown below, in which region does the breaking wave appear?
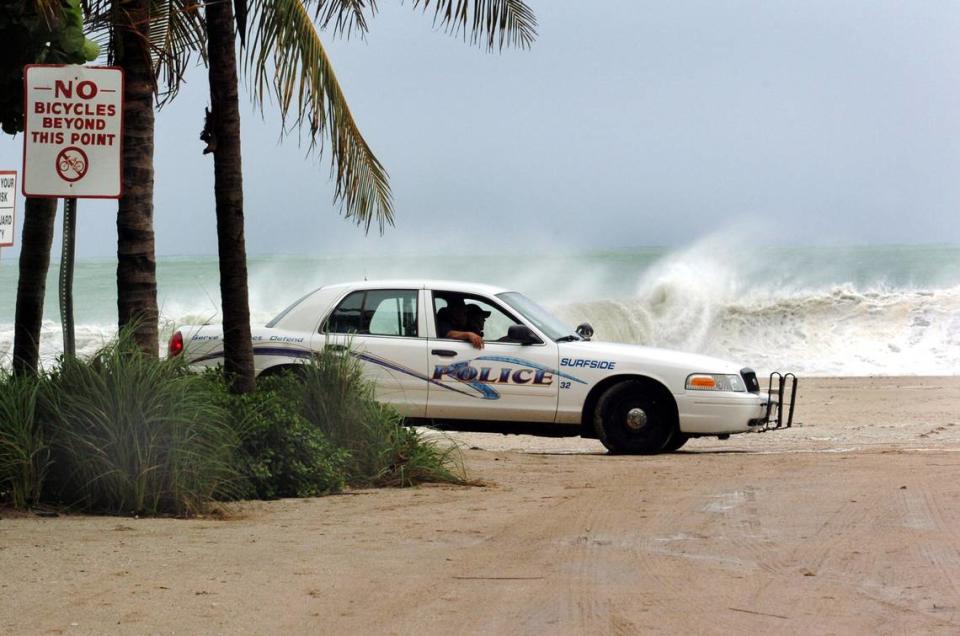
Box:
[557,285,960,376]
[2,239,958,376]
[549,237,960,375]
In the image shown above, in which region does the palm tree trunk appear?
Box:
[12,197,58,375]
[114,0,159,356]
[206,0,255,394]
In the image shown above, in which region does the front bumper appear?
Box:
[676,372,798,436]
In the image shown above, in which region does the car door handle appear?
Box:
[431,349,457,357]
[327,344,347,352]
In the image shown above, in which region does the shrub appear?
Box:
[1,334,466,516]
[41,335,241,516]
[210,371,348,499]
[0,371,50,508]
[296,350,465,487]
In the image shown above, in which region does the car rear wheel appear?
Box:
[593,380,675,454]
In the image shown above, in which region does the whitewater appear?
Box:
[1,240,958,376]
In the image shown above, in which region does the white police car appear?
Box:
[169,280,796,454]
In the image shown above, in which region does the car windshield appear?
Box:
[496,291,577,342]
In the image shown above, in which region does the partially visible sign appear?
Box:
[23,65,124,198]
[0,171,15,247]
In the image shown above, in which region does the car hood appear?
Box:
[557,340,745,375]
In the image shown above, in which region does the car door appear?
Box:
[426,290,560,422]
[320,288,429,417]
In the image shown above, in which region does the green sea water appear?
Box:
[2,243,959,375]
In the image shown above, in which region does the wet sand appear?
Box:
[2,377,960,635]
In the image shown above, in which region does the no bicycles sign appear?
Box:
[22,65,123,198]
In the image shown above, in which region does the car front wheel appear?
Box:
[663,431,690,452]
[593,380,675,454]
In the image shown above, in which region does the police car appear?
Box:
[169,280,796,454]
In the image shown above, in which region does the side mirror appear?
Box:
[576,322,594,341]
[507,324,541,345]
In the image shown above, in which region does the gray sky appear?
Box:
[1,0,959,258]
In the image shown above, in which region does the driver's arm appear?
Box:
[446,330,484,349]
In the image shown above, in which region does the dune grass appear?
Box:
[0,334,465,516]
[41,336,242,516]
[294,349,465,488]
[0,372,50,509]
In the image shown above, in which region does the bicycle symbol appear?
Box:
[55,147,89,183]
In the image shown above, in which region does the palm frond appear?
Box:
[80,0,114,59]
[147,0,206,103]
[306,0,376,38]
[82,0,206,101]
[246,0,393,232]
[412,0,536,51]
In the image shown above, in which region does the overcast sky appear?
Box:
[1,0,958,258]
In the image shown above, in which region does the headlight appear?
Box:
[686,373,747,392]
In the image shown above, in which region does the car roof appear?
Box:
[268,280,518,330]
[319,279,512,297]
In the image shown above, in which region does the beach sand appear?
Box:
[2,376,960,634]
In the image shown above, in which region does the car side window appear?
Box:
[326,291,364,334]
[326,289,418,337]
[367,290,418,337]
[432,293,520,342]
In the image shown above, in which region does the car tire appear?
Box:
[593,380,675,454]
[663,431,690,452]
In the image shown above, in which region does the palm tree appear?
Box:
[203,0,537,392]
[11,198,57,374]
[204,0,255,392]
[113,0,160,355]
[85,0,206,357]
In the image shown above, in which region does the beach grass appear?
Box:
[0,334,465,516]
[257,350,466,489]
[0,371,50,509]
[40,334,242,515]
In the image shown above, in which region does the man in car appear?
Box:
[436,298,484,349]
[465,303,491,338]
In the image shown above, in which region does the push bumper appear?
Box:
[753,372,798,432]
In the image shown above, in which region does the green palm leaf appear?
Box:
[247,0,393,232]
[309,0,375,38]
[412,0,536,50]
[82,0,206,101]
[148,0,206,102]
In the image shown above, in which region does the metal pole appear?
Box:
[59,197,76,358]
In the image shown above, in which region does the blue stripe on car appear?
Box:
[191,347,584,401]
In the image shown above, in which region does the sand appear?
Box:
[2,376,960,635]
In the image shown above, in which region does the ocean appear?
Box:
[1,240,958,376]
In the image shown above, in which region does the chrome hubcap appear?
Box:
[625,407,648,431]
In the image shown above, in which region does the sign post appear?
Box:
[0,171,15,264]
[23,65,124,357]
[59,198,77,356]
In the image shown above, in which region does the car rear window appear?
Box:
[325,289,418,337]
[265,289,318,328]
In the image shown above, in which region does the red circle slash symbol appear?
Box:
[55,147,89,183]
